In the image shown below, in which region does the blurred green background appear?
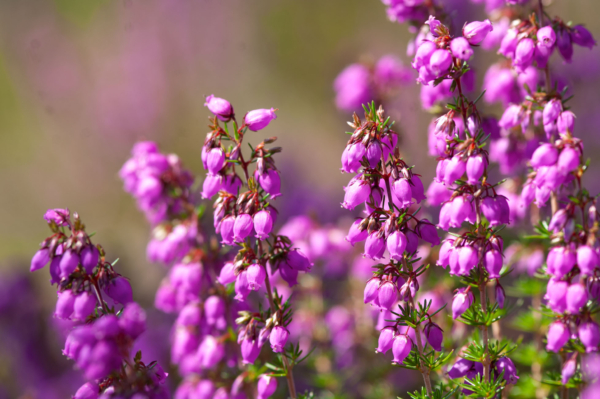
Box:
[0,0,598,308]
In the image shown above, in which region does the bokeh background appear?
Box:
[0,0,599,397]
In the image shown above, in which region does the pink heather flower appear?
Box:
[448,358,475,379]
[480,196,510,226]
[59,249,80,278]
[270,326,289,353]
[44,208,70,226]
[73,292,97,321]
[104,277,133,305]
[206,148,226,174]
[417,219,440,246]
[513,38,536,71]
[257,375,277,399]
[245,264,266,291]
[235,271,250,302]
[74,382,98,399]
[496,357,519,384]
[448,195,473,229]
[484,249,503,278]
[199,336,225,369]
[566,283,588,314]
[466,154,485,184]
[244,108,277,131]
[437,240,454,268]
[496,284,506,308]
[545,279,568,313]
[364,278,380,304]
[411,175,426,203]
[557,27,573,62]
[557,111,576,134]
[571,25,597,49]
[364,233,386,259]
[578,245,599,275]
[530,143,558,168]
[81,245,99,274]
[558,147,580,172]
[233,214,253,242]
[387,230,407,261]
[458,246,478,276]
[543,99,562,126]
[444,156,466,185]
[30,248,50,272]
[537,26,556,47]
[202,174,223,199]
[579,321,600,352]
[463,19,493,45]
[450,37,473,61]
[549,209,568,232]
[374,55,412,87]
[392,178,413,207]
[366,141,382,168]
[219,216,235,245]
[499,28,519,58]
[547,321,570,352]
[347,142,367,165]
[204,95,234,121]
[341,146,361,173]
[204,295,225,326]
[376,327,396,353]
[429,49,452,78]
[378,281,398,311]
[55,290,76,319]
[424,322,443,351]
[256,169,281,198]
[391,335,412,365]
[452,288,473,319]
[254,210,273,240]
[561,355,577,385]
[346,219,368,246]
[240,337,261,364]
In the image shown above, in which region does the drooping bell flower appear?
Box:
[416,219,440,246]
[204,95,234,121]
[450,37,473,61]
[566,283,588,314]
[391,335,412,365]
[269,326,289,353]
[245,264,266,291]
[496,357,519,384]
[393,178,413,208]
[81,245,99,274]
[364,278,381,304]
[257,375,277,399]
[256,169,281,198]
[578,321,600,353]
[342,180,371,210]
[233,214,253,242]
[546,321,570,352]
[365,232,386,260]
[484,249,503,278]
[30,248,50,272]
[452,288,473,319]
[104,277,133,304]
[346,219,368,246]
[59,249,80,278]
[240,336,261,364]
[378,281,398,311]
[376,327,396,353]
[466,154,485,184]
[387,230,407,261]
[253,210,273,240]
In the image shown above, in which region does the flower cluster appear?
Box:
[202,95,313,398]
[30,209,168,399]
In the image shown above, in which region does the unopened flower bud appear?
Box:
[245,108,277,132]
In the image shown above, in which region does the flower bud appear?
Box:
[205,95,234,121]
[558,147,580,173]
[245,108,277,131]
[234,271,250,302]
[30,248,50,272]
[424,322,443,351]
[219,216,235,246]
[549,209,568,232]
[547,321,570,352]
[531,143,558,168]
[448,358,474,379]
[364,232,385,260]
[366,141,382,168]
[74,382,99,399]
[391,335,412,365]
[579,321,600,352]
[557,111,575,134]
[561,355,577,384]
[463,19,493,45]
[279,263,299,287]
[557,27,573,63]
[496,283,506,309]
[410,175,426,203]
[257,375,277,399]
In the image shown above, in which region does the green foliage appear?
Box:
[461,372,505,398]
[403,384,457,399]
